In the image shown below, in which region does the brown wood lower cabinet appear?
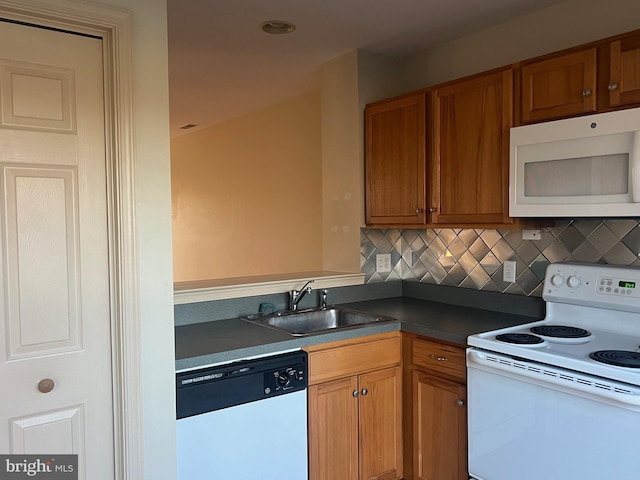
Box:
[412,371,467,480]
[305,333,403,480]
[404,335,468,480]
[306,332,468,480]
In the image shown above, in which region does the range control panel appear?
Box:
[597,276,638,296]
[543,263,640,312]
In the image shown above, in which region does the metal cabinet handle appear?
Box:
[429,354,448,361]
[38,378,55,394]
[429,207,437,213]
[415,208,423,214]
[608,82,619,91]
[361,388,368,396]
[353,390,359,398]
[582,88,592,97]
[456,399,465,407]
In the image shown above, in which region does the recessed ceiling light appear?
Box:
[260,20,296,35]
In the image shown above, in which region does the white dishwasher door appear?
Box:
[176,389,308,480]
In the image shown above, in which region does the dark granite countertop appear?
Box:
[175,296,542,371]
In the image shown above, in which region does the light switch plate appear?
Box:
[503,260,516,283]
[376,254,391,273]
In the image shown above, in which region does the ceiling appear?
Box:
[167,0,563,137]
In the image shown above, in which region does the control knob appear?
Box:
[550,274,564,287]
[276,370,292,388]
[567,276,581,289]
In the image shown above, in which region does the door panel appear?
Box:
[365,94,426,225]
[414,371,466,480]
[0,20,113,479]
[359,366,402,480]
[308,376,359,480]
[4,167,80,358]
[431,70,512,225]
[0,60,78,163]
[520,48,597,123]
[609,36,640,107]
[11,405,84,454]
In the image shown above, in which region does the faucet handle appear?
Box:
[320,289,328,309]
[298,280,315,291]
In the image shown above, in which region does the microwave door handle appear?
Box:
[633,131,640,203]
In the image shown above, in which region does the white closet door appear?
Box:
[0,20,114,479]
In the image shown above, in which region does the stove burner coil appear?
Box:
[589,350,640,368]
[495,333,544,345]
[530,325,591,338]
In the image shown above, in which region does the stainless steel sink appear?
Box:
[242,307,397,336]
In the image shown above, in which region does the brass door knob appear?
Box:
[38,378,55,393]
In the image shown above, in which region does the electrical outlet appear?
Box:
[376,253,391,273]
[522,229,541,240]
[503,260,516,283]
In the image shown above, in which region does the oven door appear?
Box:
[467,348,640,480]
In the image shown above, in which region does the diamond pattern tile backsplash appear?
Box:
[361,219,640,297]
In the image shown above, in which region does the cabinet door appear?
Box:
[520,47,597,123]
[608,35,640,107]
[365,93,426,226]
[308,376,359,480]
[413,371,467,480]
[431,69,513,225]
[359,366,403,480]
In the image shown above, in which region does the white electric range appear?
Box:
[466,262,640,480]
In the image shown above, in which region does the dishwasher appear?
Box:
[176,350,308,479]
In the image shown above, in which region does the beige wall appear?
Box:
[404,0,640,90]
[320,52,361,273]
[321,51,404,273]
[172,90,323,281]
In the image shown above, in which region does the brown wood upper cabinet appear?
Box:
[364,70,514,228]
[365,93,426,226]
[430,69,514,226]
[608,34,640,108]
[520,47,597,123]
[519,30,640,124]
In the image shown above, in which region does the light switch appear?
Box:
[503,261,516,283]
[376,254,391,273]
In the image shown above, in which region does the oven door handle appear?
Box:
[467,349,640,409]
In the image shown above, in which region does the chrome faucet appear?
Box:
[289,280,314,311]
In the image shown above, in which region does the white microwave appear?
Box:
[509,107,640,217]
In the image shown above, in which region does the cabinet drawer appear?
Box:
[307,335,401,385]
[412,338,465,381]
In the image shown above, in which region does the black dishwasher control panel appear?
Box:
[176,350,307,419]
[264,364,306,394]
